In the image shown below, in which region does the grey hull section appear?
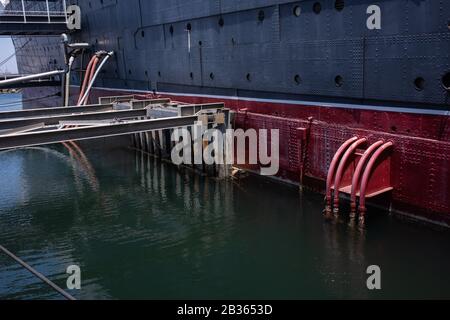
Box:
[9,0,450,110]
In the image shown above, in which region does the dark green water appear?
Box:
[0,94,450,300]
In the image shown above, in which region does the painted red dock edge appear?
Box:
[88,88,450,226]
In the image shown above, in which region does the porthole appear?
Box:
[335,75,343,87]
[335,0,345,12]
[218,17,224,27]
[186,23,192,31]
[210,72,215,80]
[442,72,450,90]
[169,25,174,35]
[414,77,425,91]
[141,30,145,37]
[293,6,301,17]
[258,10,265,22]
[294,74,302,85]
[246,73,251,82]
[313,2,322,14]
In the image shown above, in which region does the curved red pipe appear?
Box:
[358,142,394,216]
[350,140,384,214]
[77,57,94,105]
[332,138,367,214]
[82,56,100,105]
[325,136,358,214]
[77,56,97,105]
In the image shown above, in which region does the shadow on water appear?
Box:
[0,141,450,300]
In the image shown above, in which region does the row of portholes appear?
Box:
[139,23,192,38]
[295,0,345,16]
[152,70,345,87]
[151,70,450,90]
[414,74,450,91]
[138,0,345,38]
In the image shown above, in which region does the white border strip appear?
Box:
[92,86,450,116]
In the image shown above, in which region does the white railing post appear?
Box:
[63,0,68,24]
[46,0,50,23]
[21,0,26,23]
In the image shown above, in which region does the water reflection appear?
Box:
[0,145,450,300]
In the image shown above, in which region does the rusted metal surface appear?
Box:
[234,111,450,225]
[88,89,450,225]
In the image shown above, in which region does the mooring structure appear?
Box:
[0,95,232,177]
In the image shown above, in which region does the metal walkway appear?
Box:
[0,0,72,35]
[0,96,229,150]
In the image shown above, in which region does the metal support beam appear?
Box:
[58,120,115,127]
[0,109,148,131]
[131,99,171,109]
[0,103,114,120]
[0,115,203,150]
[178,103,225,116]
[98,95,135,104]
[0,123,46,136]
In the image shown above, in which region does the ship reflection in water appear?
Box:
[0,143,450,300]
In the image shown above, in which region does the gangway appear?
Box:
[0,0,77,35]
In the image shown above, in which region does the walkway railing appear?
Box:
[0,0,68,24]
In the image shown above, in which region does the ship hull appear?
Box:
[8,0,450,226]
[71,85,448,227]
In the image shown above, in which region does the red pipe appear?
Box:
[77,56,97,105]
[358,142,394,217]
[325,136,358,214]
[350,140,384,215]
[332,138,367,214]
[82,56,100,105]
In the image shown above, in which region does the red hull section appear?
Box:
[89,88,450,226]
